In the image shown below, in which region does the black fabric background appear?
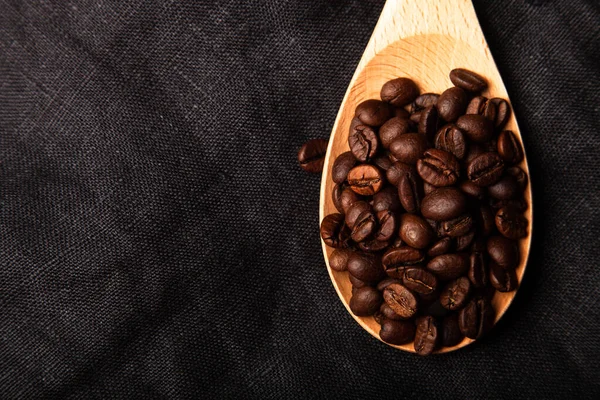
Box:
[1,0,599,398]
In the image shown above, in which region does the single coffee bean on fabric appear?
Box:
[350,286,383,316]
[298,138,328,173]
[332,151,357,184]
[384,283,418,319]
[347,164,384,196]
[414,315,439,356]
[349,125,379,162]
[379,319,416,345]
[437,86,468,122]
[449,68,487,92]
[380,77,419,107]
[355,99,391,126]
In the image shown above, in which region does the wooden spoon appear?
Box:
[319,0,532,353]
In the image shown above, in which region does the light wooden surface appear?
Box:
[319,0,533,354]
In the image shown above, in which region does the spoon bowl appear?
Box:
[320,0,532,353]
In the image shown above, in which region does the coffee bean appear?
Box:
[489,198,528,213]
[495,206,528,239]
[459,180,486,201]
[456,114,494,143]
[373,154,393,171]
[497,130,524,164]
[350,286,383,316]
[380,319,416,345]
[428,237,454,257]
[489,261,518,292]
[375,210,397,242]
[442,314,464,347]
[437,87,468,122]
[464,143,487,166]
[383,283,418,319]
[382,247,425,277]
[339,187,362,213]
[351,210,377,242]
[506,166,528,191]
[386,161,415,186]
[349,125,379,162]
[440,277,471,310]
[487,175,519,200]
[427,253,469,280]
[414,316,439,356]
[398,170,424,213]
[450,68,487,92]
[389,133,429,165]
[410,111,422,123]
[379,117,412,149]
[440,214,474,237]
[434,124,467,160]
[355,99,391,126]
[332,151,357,184]
[347,251,386,283]
[413,93,440,111]
[377,278,402,291]
[329,248,352,272]
[399,213,435,249]
[455,230,476,251]
[468,251,488,288]
[379,302,405,321]
[347,165,384,196]
[467,152,505,187]
[381,77,419,107]
[489,98,511,129]
[423,181,436,195]
[417,149,460,187]
[332,183,345,213]
[320,213,350,248]
[392,107,411,119]
[349,274,368,288]
[403,267,438,295]
[476,205,496,236]
[487,236,519,270]
[345,201,371,229]
[358,239,391,252]
[372,186,401,213]
[459,298,495,339]
[298,138,328,173]
[421,187,467,221]
[418,105,439,139]
[467,96,497,122]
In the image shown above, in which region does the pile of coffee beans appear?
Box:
[319,68,529,355]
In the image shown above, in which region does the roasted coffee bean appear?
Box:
[383,283,418,319]
[466,96,497,122]
[459,298,495,339]
[421,187,467,221]
[392,107,411,119]
[389,133,429,165]
[423,181,436,195]
[487,175,519,200]
[403,267,438,295]
[350,286,383,316]
[434,124,467,160]
[506,166,528,191]
[489,197,528,213]
[414,316,439,356]
[380,77,419,107]
[345,201,371,229]
[379,117,412,149]
[428,237,453,257]
[450,68,487,92]
[456,114,494,143]
[440,277,471,310]
[372,186,402,213]
[332,183,345,213]
[442,314,464,347]
[427,253,469,280]
[347,165,384,195]
[351,210,377,242]
[386,161,415,186]
[399,214,435,249]
[380,319,416,344]
[320,213,349,248]
[349,125,379,162]
[373,154,393,171]
[355,99,391,126]
[347,251,386,283]
[332,151,357,184]
[440,214,473,238]
[339,187,362,213]
[349,274,368,288]
[487,236,519,270]
[495,206,528,239]
[467,152,505,187]
[455,230,476,251]
[379,302,404,321]
[418,105,439,139]
[329,248,352,272]
[417,149,460,187]
[298,138,328,173]
[398,171,424,213]
[382,247,425,277]
[377,278,402,291]
[489,261,518,292]
[373,310,384,325]
[468,251,488,288]
[358,239,391,252]
[476,205,496,236]
[410,111,422,123]
[459,180,486,201]
[413,93,440,111]
[391,237,404,248]
[437,87,468,122]
[489,98,511,129]
[497,130,523,164]
[464,143,487,165]
[375,210,397,242]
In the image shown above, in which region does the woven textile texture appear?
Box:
[1,0,599,398]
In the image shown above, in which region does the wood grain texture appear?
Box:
[319,0,533,354]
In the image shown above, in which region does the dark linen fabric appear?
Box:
[1,0,599,398]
